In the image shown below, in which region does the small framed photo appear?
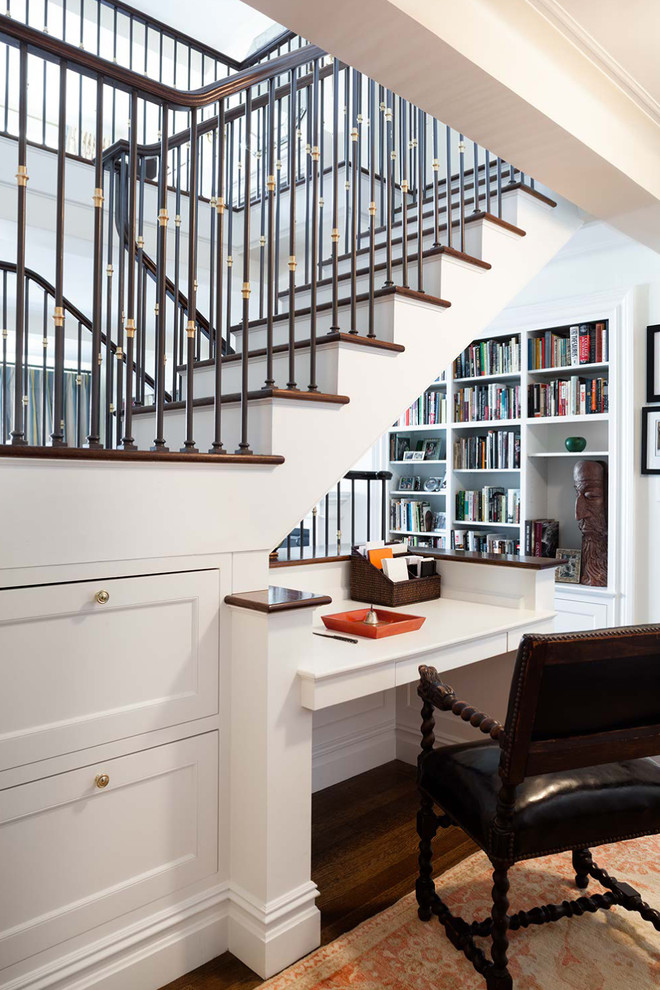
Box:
[399,476,413,491]
[432,511,446,532]
[421,438,441,460]
[395,436,411,461]
[555,548,581,584]
[641,405,660,474]
[647,325,660,402]
[403,450,425,461]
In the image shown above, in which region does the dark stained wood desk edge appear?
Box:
[415,549,565,569]
[224,586,333,613]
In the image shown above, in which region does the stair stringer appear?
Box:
[0,191,580,576]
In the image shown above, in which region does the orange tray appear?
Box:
[321,608,426,639]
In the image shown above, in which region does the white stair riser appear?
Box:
[181,344,341,398]
[131,399,276,455]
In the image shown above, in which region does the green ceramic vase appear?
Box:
[565,436,587,453]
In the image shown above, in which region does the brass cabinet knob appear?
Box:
[95,773,110,789]
[95,590,110,605]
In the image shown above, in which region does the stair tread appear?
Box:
[231,284,450,335]
[179,332,405,372]
[132,386,350,415]
[0,445,285,465]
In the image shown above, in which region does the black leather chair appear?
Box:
[415,625,660,989]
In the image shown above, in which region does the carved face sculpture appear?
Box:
[574,460,607,537]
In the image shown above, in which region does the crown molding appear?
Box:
[526,0,660,126]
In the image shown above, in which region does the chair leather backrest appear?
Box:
[500,625,660,785]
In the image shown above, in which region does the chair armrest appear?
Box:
[418,664,504,741]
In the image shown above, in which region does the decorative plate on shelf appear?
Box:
[423,477,442,492]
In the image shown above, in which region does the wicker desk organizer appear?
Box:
[350,550,442,607]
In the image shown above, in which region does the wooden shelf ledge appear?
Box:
[415,549,564,570]
[224,586,333,613]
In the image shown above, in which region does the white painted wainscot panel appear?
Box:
[0,569,219,770]
[0,731,219,972]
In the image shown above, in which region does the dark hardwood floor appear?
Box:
[160,760,476,990]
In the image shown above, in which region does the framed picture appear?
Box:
[395,436,411,461]
[421,438,441,460]
[555,548,581,584]
[647,325,660,402]
[641,405,660,474]
[399,476,413,491]
[403,450,425,461]
[432,511,446,532]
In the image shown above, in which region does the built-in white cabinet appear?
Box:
[0,569,219,770]
[0,731,219,970]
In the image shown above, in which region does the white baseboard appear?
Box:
[228,881,320,979]
[312,721,396,792]
[2,885,230,990]
[2,880,322,990]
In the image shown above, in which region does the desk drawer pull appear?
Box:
[94,590,110,605]
[95,773,110,789]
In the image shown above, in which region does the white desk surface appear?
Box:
[297,596,555,710]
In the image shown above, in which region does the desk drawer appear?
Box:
[0,732,218,970]
[0,569,219,770]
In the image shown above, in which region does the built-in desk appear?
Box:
[294,550,560,710]
[300,596,555,710]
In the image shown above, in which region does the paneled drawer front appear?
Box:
[0,732,218,969]
[0,569,219,769]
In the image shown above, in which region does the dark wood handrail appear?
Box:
[0,16,324,110]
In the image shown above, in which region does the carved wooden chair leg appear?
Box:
[486,861,513,990]
[572,848,593,890]
[415,791,439,921]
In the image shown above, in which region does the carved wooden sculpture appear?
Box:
[574,459,608,587]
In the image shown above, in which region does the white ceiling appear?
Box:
[126,0,285,62]
[528,0,660,122]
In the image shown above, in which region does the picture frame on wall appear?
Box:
[641,405,660,475]
[647,325,660,402]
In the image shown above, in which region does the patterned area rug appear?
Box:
[264,835,660,989]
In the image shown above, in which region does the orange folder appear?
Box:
[368,547,393,571]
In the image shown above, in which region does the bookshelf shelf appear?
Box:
[528,362,608,376]
[527,413,608,425]
[452,419,521,429]
[453,467,520,473]
[390,459,447,465]
[390,529,447,537]
[453,372,521,384]
[452,520,520,529]
[528,451,609,459]
[388,424,447,433]
[390,490,446,496]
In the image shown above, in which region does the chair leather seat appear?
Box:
[418,740,660,860]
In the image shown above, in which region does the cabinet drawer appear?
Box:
[0,732,218,970]
[0,570,219,770]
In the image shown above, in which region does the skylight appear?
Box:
[127,0,288,63]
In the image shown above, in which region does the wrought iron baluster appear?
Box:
[41,290,48,445]
[367,78,376,337]
[153,105,169,450]
[485,149,492,214]
[330,57,340,331]
[87,75,104,447]
[264,79,276,388]
[417,107,425,292]
[384,91,394,286]
[287,67,298,389]
[497,156,503,218]
[309,58,320,389]
[401,98,409,287]
[432,118,440,246]
[336,480,341,552]
[136,158,146,405]
[173,145,182,400]
[236,88,253,454]
[274,96,282,316]
[473,141,480,214]
[51,58,67,447]
[208,127,216,360]
[181,108,198,452]
[350,476,355,546]
[104,160,115,447]
[2,271,8,444]
[349,67,359,333]
[120,91,138,450]
[115,156,126,447]
[210,100,226,453]
[226,121,234,353]
[366,478,371,541]
[445,125,453,249]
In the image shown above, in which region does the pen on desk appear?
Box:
[313,631,359,644]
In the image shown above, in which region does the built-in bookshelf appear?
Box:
[385,317,616,596]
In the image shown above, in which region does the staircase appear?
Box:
[0,12,581,568]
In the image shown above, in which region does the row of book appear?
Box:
[453,430,521,470]
[454,385,521,423]
[451,529,521,554]
[524,518,559,558]
[527,377,608,418]
[528,322,608,370]
[455,487,521,524]
[408,535,448,550]
[393,391,447,427]
[390,499,446,534]
[454,336,521,379]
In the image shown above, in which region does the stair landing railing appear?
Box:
[0,13,537,458]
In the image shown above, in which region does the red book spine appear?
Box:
[579,332,589,364]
